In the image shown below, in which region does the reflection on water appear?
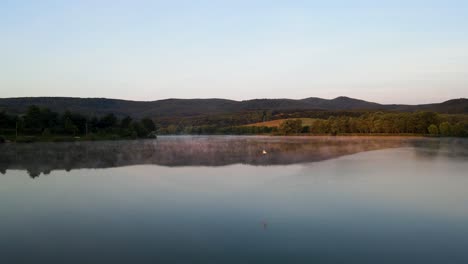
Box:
[1,136,468,263]
[2,136,466,178]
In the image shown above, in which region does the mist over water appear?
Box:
[2,136,466,177]
[1,136,468,263]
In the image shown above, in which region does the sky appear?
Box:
[1,0,467,104]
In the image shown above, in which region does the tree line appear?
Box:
[0,106,157,140]
[301,112,467,136]
[157,111,468,137]
[1,106,468,140]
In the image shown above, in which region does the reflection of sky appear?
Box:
[1,1,468,103]
[2,147,468,218]
[2,146,468,262]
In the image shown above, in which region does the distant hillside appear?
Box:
[0,96,467,118]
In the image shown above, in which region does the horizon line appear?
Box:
[1,95,467,106]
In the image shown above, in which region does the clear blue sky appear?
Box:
[1,0,467,104]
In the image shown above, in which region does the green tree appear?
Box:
[310,119,328,134]
[0,111,16,130]
[131,121,149,137]
[183,126,193,134]
[278,119,302,135]
[428,124,439,135]
[328,117,340,135]
[439,122,451,136]
[98,114,117,129]
[23,105,43,133]
[141,118,156,132]
[121,116,132,129]
[415,111,439,134]
[451,122,465,137]
[166,124,178,134]
[64,118,78,135]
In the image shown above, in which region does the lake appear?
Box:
[1,136,468,263]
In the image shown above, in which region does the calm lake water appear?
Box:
[1,136,468,264]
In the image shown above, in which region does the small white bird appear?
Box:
[262,150,267,155]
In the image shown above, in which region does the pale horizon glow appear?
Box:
[1,1,467,104]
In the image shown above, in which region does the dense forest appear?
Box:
[278,112,468,136]
[154,110,468,137]
[0,106,157,142]
[1,105,468,142]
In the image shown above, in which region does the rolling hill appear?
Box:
[0,96,467,118]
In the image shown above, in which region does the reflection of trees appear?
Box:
[0,136,465,178]
[412,139,441,159]
[412,138,468,160]
[28,169,41,179]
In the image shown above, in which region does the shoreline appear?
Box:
[1,133,463,144]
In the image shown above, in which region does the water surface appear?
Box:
[1,136,468,263]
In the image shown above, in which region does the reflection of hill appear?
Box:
[1,136,466,178]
